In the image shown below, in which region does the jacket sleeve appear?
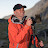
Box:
[8,23,31,43]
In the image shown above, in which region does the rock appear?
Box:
[0,40,9,47]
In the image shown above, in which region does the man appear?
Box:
[8,4,44,48]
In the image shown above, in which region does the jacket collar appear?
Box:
[11,15,23,24]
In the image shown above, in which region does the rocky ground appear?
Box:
[0,19,9,48]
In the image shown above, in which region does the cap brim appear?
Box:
[23,6,27,8]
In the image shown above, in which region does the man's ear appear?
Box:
[14,11,17,15]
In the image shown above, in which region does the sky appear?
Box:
[0,0,40,19]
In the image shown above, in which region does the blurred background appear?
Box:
[0,0,48,48]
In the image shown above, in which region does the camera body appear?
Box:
[30,17,36,26]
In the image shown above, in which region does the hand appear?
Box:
[26,18,33,26]
[39,41,44,47]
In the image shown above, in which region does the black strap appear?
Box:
[28,35,33,48]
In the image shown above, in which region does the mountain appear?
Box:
[3,14,12,19]
[25,0,48,19]
[3,0,48,20]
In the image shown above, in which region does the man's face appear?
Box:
[14,7,25,18]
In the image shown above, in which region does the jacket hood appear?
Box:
[8,15,15,23]
[8,15,27,24]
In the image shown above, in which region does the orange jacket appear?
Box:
[8,15,39,48]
